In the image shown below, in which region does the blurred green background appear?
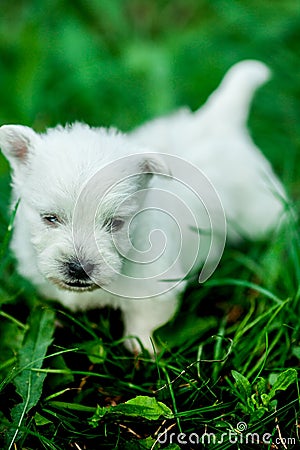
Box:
[0,4,299,446]
[0,0,299,184]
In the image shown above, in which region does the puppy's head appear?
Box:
[0,123,169,292]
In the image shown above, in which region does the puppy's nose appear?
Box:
[67,260,94,280]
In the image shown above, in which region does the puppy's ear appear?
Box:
[0,125,40,171]
[138,153,171,177]
[131,153,171,191]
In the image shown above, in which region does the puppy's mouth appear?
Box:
[64,280,99,291]
[49,277,100,292]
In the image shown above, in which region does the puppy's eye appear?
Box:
[41,214,62,227]
[104,218,125,232]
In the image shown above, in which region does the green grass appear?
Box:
[0,1,300,449]
[1,214,300,449]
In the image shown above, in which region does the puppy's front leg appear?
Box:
[121,292,181,353]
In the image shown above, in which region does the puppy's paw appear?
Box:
[123,333,157,355]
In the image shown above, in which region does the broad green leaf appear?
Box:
[232,370,252,401]
[121,396,173,419]
[89,395,173,426]
[6,307,55,449]
[269,369,297,399]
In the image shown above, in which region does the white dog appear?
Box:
[0,60,285,352]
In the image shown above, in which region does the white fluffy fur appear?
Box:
[0,60,286,352]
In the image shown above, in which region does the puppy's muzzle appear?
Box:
[61,258,97,290]
[67,260,94,280]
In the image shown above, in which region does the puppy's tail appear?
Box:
[196,60,271,127]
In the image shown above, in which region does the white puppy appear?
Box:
[0,60,285,352]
